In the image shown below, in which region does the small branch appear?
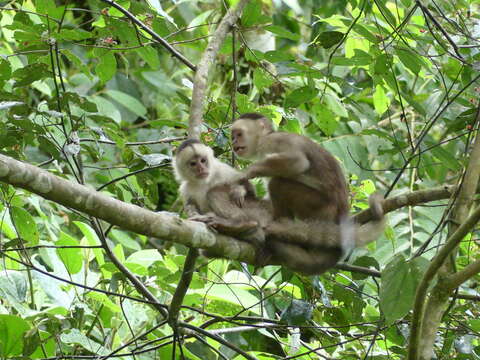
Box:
[179,321,259,360]
[92,218,168,317]
[99,0,196,71]
[188,0,250,139]
[79,136,185,146]
[168,248,199,327]
[445,259,480,291]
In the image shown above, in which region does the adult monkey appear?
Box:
[173,139,383,274]
[231,112,350,224]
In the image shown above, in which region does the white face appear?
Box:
[174,144,213,183]
[231,119,260,160]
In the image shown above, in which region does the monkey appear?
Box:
[230,112,386,268]
[231,112,349,224]
[173,139,385,275]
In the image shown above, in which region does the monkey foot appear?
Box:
[211,219,259,236]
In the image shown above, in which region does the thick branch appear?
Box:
[188,0,250,139]
[407,203,480,360]
[409,119,480,360]
[99,0,196,71]
[0,154,256,263]
[445,259,480,291]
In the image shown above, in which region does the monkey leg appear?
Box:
[269,241,342,275]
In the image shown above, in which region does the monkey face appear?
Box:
[174,143,213,183]
[188,155,209,179]
[231,119,259,159]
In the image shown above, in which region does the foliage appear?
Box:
[1,0,480,359]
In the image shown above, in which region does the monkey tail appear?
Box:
[354,193,385,247]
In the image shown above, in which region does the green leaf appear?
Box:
[56,232,82,274]
[380,256,429,324]
[373,84,389,115]
[0,59,12,82]
[60,329,110,356]
[284,86,318,108]
[396,48,423,74]
[280,299,313,326]
[241,0,263,27]
[312,103,338,136]
[126,249,163,267]
[96,52,117,83]
[253,68,274,90]
[135,46,160,69]
[0,315,30,357]
[264,50,295,63]
[57,29,91,41]
[74,221,104,266]
[314,31,344,48]
[10,207,39,245]
[105,90,147,117]
[264,25,300,41]
[375,0,397,26]
[13,64,51,87]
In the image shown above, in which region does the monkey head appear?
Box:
[173,139,213,183]
[231,113,274,159]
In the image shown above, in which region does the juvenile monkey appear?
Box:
[231,113,349,223]
[173,139,384,274]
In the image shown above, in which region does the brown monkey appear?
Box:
[174,140,384,274]
[231,112,349,223]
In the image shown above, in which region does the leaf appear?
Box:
[60,329,110,356]
[284,86,318,108]
[375,0,397,26]
[253,68,274,90]
[396,48,423,74]
[13,63,51,87]
[74,221,104,266]
[135,46,160,69]
[241,0,263,27]
[265,25,300,41]
[126,249,163,267]
[312,103,338,136]
[0,315,30,357]
[0,59,11,82]
[96,52,117,83]
[10,206,39,245]
[105,90,147,117]
[56,232,82,274]
[373,84,389,115]
[280,300,313,326]
[314,31,344,48]
[0,271,28,304]
[380,256,429,324]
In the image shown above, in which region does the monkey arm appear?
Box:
[244,152,310,179]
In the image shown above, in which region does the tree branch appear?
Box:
[407,204,480,360]
[0,154,256,263]
[168,248,199,327]
[99,0,196,71]
[354,185,455,224]
[445,258,480,291]
[188,0,250,139]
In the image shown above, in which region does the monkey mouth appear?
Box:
[234,146,246,154]
[197,173,209,178]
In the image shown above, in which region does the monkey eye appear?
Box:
[189,161,196,166]
[200,158,207,164]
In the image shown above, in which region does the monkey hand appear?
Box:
[188,213,219,231]
[230,186,247,207]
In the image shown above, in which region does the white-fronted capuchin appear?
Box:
[173,139,384,274]
[231,112,350,224]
